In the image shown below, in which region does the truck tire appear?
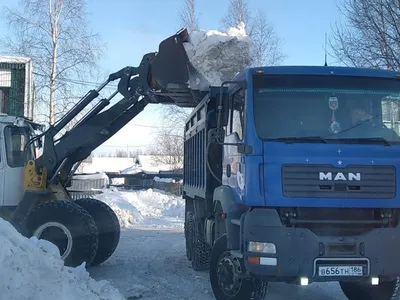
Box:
[185,211,194,261]
[26,200,98,267]
[191,213,211,271]
[210,234,268,300]
[74,198,120,266]
[340,278,400,300]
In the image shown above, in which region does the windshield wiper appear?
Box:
[269,136,328,144]
[337,137,392,146]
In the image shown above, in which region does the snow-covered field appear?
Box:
[0,187,348,300]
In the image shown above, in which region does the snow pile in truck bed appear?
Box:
[96,188,184,229]
[184,22,253,89]
[0,218,125,300]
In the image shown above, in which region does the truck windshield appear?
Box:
[253,74,400,144]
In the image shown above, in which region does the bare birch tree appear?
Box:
[2,0,105,125]
[220,0,285,66]
[221,0,252,34]
[251,9,286,66]
[330,0,400,70]
[149,127,184,171]
[179,0,199,31]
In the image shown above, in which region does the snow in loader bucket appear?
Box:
[150,22,253,91]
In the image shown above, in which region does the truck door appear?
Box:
[223,89,245,192]
[3,124,31,207]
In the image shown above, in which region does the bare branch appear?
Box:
[149,127,184,171]
[330,0,400,70]
[220,0,252,34]
[220,1,285,66]
[1,0,106,125]
[179,0,199,31]
[251,9,286,66]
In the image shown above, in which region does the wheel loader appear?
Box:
[3,28,203,268]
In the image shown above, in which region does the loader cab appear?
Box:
[0,115,37,212]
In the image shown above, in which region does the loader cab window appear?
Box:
[226,89,245,140]
[4,125,34,168]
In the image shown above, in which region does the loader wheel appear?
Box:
[185,211,194,261]
[340,278,400,300]
[74,198,120,266]
[210,234,268,300]
[27,200,98,267]
[191,213,211,271]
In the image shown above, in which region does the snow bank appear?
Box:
[184,22,253,90]
[0,218,125,300]
[96,188,184,229]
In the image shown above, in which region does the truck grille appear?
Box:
[282,164,396,199]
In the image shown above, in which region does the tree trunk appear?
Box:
[49,0,59,125]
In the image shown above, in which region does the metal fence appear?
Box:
[69,190,103,200]
[68,173,184,197]
[68,174,109,200]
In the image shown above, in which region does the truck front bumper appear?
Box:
[240,208,400,283]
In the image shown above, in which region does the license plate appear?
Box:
[318,265,363,277]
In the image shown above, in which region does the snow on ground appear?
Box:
[184,22,253,90]
[96,187,185,229]
[0,217,125,300]
[89,187,347,300]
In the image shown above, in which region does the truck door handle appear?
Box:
[226,164,231,177]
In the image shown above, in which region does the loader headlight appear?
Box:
[248,242,276,254]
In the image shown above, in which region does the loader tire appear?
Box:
[191,214,211,271]
[74,198,120,266]
[27,200,98,267]
[340,278,400,300]
[210,234,268,300]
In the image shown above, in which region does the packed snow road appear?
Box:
[89,188,348,300]
[89,227,347,300]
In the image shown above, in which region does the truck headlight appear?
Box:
[248,242,276,254]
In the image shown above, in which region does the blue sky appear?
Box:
[0,0,342,154]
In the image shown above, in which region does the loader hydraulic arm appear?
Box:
[33,54,154,185]
[26,28,205,190]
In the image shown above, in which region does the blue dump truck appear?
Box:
[183,66,400,300]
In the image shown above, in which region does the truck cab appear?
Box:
[0,115,40,215]
[184,66,400,300]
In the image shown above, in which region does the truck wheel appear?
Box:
[210,234,268,300]
[185,211,194,261]
[74,198,120,266]
[191,213,211,271]
[27,200,98,267]
[340,278,400,300]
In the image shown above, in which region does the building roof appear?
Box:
[0,56,32,64]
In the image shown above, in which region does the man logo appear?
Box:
[319,172,361,181]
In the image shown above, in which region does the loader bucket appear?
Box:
[150,28,191,89]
